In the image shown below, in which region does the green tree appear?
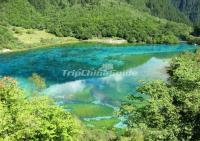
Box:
[0,25,22,49]
[0,0,193,45]
[120,50,200,141]
[192,25,200,36]
[29,73,46,95]
[0,77,80,141]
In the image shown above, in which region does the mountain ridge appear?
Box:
[0,0,199,49]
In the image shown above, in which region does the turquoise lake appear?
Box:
[0,43,198,128]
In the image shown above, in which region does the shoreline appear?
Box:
[0,38,197,55]
[0,38,137,54]
[1,26,198,54]
[0,40,80,54]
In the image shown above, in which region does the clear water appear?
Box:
[0,43,198,127]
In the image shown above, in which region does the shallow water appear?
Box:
[0,43,198,127]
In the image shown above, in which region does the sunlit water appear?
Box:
[0,43,198,127]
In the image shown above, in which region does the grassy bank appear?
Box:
[83,118,120,129]
[0,26,133,53]
[0,26,187,54]
[64,103,114,118]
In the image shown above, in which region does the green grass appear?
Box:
[67,88,94,103]
[64,103,114,118]
[84,118,120,129]
[11,26,78,45]
[0,25,23,49]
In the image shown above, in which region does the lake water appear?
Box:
[0,43,198,128]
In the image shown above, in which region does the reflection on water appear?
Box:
[43,57,170,106]
[0,43,198,127]
[45,80,86,98]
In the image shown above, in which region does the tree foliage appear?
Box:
[127,0,200,25]
[0,25,22,49]
[29,73,46,95]
[120,49,200,140]
[0,77,80,141]
[172,0,200,25]
[0,0,192,45]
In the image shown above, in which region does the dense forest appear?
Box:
[1,0,200,50]
[126,0,200,25]
[172,0,200,25]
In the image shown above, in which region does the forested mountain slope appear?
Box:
[126,0,200,25]
[0,0,198,48]
[125,0,190,24]
[172,0,200,25]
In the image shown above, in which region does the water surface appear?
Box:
[0,43,198,127]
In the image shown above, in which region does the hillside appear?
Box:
[125,0,190,24]
[172,0,200,25]
[0,25,23,49]
[125,0,200,25]
[0,0,192,46]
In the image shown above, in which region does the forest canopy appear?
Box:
[0,0,194,46]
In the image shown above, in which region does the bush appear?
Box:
[0,77,80,141]
[26,29,34,34]
[192,25,200,36]
[12,27,23,35]
[120,50,200,140]
[0,25,22,49]
[186,35,200,45]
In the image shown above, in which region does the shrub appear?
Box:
[0,77,80,141]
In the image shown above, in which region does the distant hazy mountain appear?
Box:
[126,0,200,25]
[172,0,200,25]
